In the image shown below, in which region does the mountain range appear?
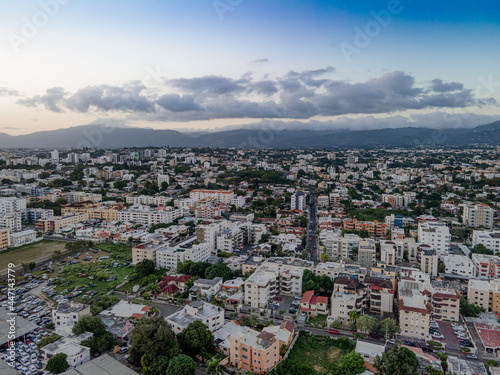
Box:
[2,121,500,149]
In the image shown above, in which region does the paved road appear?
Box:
[308,187,318,264]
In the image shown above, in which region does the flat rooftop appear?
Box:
[62,354,139,375]
[0,307,37,346]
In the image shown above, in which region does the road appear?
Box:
[308,187,318,264]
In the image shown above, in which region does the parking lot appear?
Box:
[434,320,469,352]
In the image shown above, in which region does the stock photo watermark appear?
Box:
[5,263,17,367]
[213,0,244,21]
[7,0,70,53]
[339,0,404,63]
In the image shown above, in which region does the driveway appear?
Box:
[436,320,464,352]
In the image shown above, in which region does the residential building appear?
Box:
[166,301,224,333]
[9,229,37,247]
[52,303,91,335]
[343,219,388,237]
[471,254,500,279]
[117,205,182,226]
[441,254,476,278]
[0,197,26,213]
[40,332,93,368]
[291,191,307,211]
[0,228,9,249]
[472,230,500,254]
[358,239,377,268]
[189,277,223,300]
[155,240,210,269]
[420,247,438,277]
[189,189,235,204]
[463,203,494,229]
[66,192,102,204]
[217,227,244,252]
[36,213,88,234]
[0,213,22,233]
[418,221,451,255]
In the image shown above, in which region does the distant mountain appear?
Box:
[1,121,500,149]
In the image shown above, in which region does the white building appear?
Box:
[195,220,231,253]
[157,174,170,188]
[125,195,172,206]
[66,192,102,204]
[9,229,38,247]
[166,301,224,333]
[473,230,500,254]
[418,221,451,255]
[471,253,500,279]
[0,213,22,232]
[441,254,476,278]
[40,332,92,368]
[0,197,26,213]
[156,242,211,269]
[52,303,91,336]
[190,277,223,300]
[189,189,235,204]
[217,227,244,252]
[50,149,59,160]
[291,192,307,211]
[117,205,182,225]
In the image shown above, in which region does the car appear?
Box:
[274,297,282,301]
[119,347,129,353]
[431,333,444,339]
[466,354,477,359]
[387,339,396,344]
[328,329,339,334]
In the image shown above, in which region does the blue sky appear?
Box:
[0,0,499,134]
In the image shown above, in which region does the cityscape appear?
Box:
[1,1,500,375]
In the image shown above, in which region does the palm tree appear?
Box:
[206,356,224,375]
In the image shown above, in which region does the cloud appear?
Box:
[0,87,19,97]
[0,126,20,130]
[16,69,496,123]
[431,78,464,92]
[249,58,269,65]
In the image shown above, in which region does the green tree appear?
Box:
[37,333,62,350]
[333,351,365,375]
[206,356,224,375]
[356,315,377,335]
[178,320,215,359]
[205,261,232,281]
[167,354,197,375]
[129,317,180,366]
[72,316,115,354]
[374,345,419,375]
[460,297,485,317]
[45,353,69,374]
[136,259,156,279]
[378,318,401,338]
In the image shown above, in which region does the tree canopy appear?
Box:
[45,353,70,374]
[374,345,419,375]
[72,316,115,354]
[166,354,197,375]
[177,320,215,359]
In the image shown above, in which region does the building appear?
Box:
[291,192,307,211]
[441,254,476,278]
[9,229,38,247]
[343,219,388,237]
[217,227,244,252]
[0,229,9,249]
[196,220,232,254]
[418,221,451,255]
[471,254,500,279]
[329,277,368,325]
[40,333,93,368]
[358,239,377,268]
[399,289,431,339]
[36,213,89,234]
[229,326,283,374]
[166,301,224,333]
[189,189,235,204]
[467,279,500,313]
[117,205,182,226]
[126,195,171,206]
[463,203,494,229]
[60,354,139,375]
[0,213,22,233]
[23,208,54,223]
[157,174,169,188]
[364,276,394,315]
[0,197,26,213]
[385,214,415,230]
[156,241,211,269]
[189,277,223,300]
[355,341,386,364]
[472,230,500,254]
[132,241,167,265]
[99,300,152,319]
[447,357,488,375]
[66,192,102,204]
[52,303,91,335]
[420,247,438,277]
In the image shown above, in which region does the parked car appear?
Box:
[431,333,444,339]
[328,329,339,335]
[466,354,477,359]
[274,297,282,301]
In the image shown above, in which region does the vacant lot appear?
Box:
[270,333,356,375]
[0,240,67,274]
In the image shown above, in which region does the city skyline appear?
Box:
[1,0,500,135]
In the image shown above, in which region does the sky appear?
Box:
[1,0,500,135]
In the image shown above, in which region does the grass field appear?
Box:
[0,240,67,274]
[270,333,356,375]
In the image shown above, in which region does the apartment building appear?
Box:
[190,277,223,300]
[117,205,182,225]
[329,277,368,325]
[420,247,438,277]
[10,230,37,247]
[189,189,235,204]
[126,195,172,206]
[471,254,500,279]
[290,191,307,212]
[36,213,89,234]
[430,290,460,322]
[467,279,495,312]
[463,203,494,229]
[314,261,368,281]
[0,228,9,249]
[418,221,451,255]
[132,241,167,264]
[217,227,244,252]
[382,194,404,208]
[40,333,92,368]
[358,239,377,268]
[157,173,169,187]
[324,233,360,259]
[0,213,22,233]
[52,302,91,335]
[244,257,313,307]
[195,220,231,253]
[166,301,224,334]
[66,192,102,204]
[473,230,500,254]
[343,219,388,237]
[364,276,394,315]
[23,208,54,223]
[229,327,281,374]
[441,254,476,277]
[384,214,415,230]
[156,241,211,269]
[0,197,26,213]
[195,205,222,219]
[398,282,431,339]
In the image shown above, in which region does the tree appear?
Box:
[177,320,215,359]
[378,318,401,338]
[320,252,330,262]
[471,243,493,255]
[45,353,69,374]
[167,354,197,375]
[356,315,377,335]
[136,259,156,280]
[333,351,365,375]
[205,261,232,281]
[460,297,484,317]
[130,317,180,366]
[424,365,443,375]
[318,275,334,294]
[206,356,224,375]
[348,311,358,331]
[37,333,62,349]
[72,316,115,354]
[374,345,419,375]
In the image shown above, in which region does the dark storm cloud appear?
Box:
[431,78,464,92]
[15,68,495,122]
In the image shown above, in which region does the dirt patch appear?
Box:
[314,365,323,372]
[329,348,340,359]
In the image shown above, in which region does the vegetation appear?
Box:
[72,316,115,354]
[374,345,419,375]
[460,297,485,317]
[302,269,334,294]
[37,333,62,350]
[177,321,215,360]
[45,353,70,374]
[166,354,197,375]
